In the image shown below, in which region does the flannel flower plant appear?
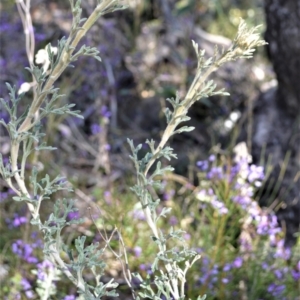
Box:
[0,0,270,299]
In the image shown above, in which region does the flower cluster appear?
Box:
[196,145,264,217]
[194,144,299,298]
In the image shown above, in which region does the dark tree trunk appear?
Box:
[252,0,300,245]
[265,0,300,115]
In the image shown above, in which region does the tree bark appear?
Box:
[253,0,300,245]
[265,0,300,115]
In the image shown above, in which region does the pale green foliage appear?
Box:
[0,0,266,299]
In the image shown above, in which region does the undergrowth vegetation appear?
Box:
[0,0,299,300]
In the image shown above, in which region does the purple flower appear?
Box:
[169,215,178,226]
[267,283,285,297]
[163,189,175,201]
[0,192,9,202]
[100,106,111,119]
[104,144,111,151]
[223,263,231,272]
[21,278,31,290]
[230,164,240,179]
[274,269,284,279]
[222,277,229,284]
[232,195,252,209]
[133,246,142,257]
[184,233,191,240]
[63,296,76,300]
[248,202,260,217]
[25,290,34,299]
[131,208,145,221]
[208,154,216,162]
[11,240,38,263]
[291,261,300,280]
[31,232,43,249]
[37,260,54,281]
[207,167,223,180]
[248,165,264,183]
[211,199,228,215]
[67,211,80,221]
[256,213,280,237]
[91,123,101,135]
[274,240,291,260]
[232,257,243,268]
[197,160,209,171]
[211,264,219,275]
[239,237,252,252]
[12,213,27,227]
[139,263,152,274]
[20,279,35,299]
[104,190,112,205]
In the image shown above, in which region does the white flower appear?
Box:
[233,142,252,163]
[35,45,58,73]
[230,111,241,122]
[18,82,31,95]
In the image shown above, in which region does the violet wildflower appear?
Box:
[139,263,152,274]
[274,240,291,260]
[222,278,229,284]
[273,268,285,280]
[223,263,231,272]
[12,213,27,227]
[267,283,285,297]
[100,105,111,119]
[63,296,76,300]
[90,123,101,135]
[247,201,260,217]
[229,163,240,181]
[208,154,216,162]
[0,191,9,202]
[291,261,300,281]
[232,257,243,268]
[104,190,112,205]
[133,246,142,258]
[163,189,175,201]
[104,144,111,151]
[21,278,32,291]
[232,194,252,209]
[130,203,146,221]
[25,290,34,299]
[184,233,191,240]
[207,167,223,180]
[12,240,38,263]
[132,209,145,221]
[197,160,209,171]
[256,213,280,236]
[248,165,264,184]
[36,260,54,281]
[67,211,80,221]
[211,199,228,215]
[236,158,250,180]
[169,215,178,226]
[239,236,252,252]
[31,232,43,249]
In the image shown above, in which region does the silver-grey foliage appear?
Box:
[0,0,266,298]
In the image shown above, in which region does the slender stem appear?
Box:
[17,0,117,134]
[6,178,20,195]
[10,140,35,214]
[143,61,219,177]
